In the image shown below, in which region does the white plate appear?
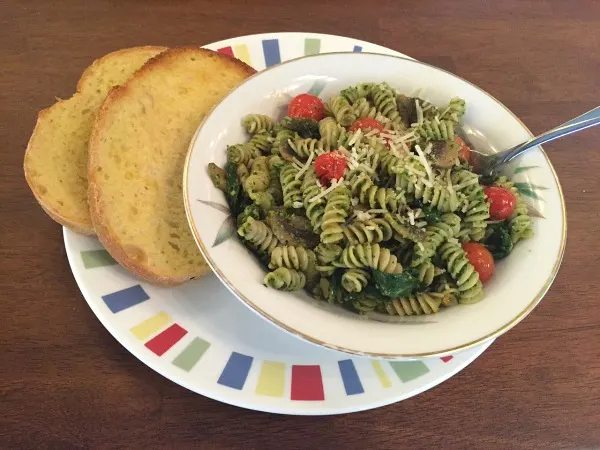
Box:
[65,32,493,415]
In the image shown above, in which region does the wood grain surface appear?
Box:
[2,1,600,448]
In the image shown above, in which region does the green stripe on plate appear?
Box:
[81,250,117,268]
[389,361,430,382]
[304,38,321,55]
[172,337,211,371]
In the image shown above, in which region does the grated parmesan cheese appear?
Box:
[309,177,344,203]
[356,211,372,221]
[415,99,424,125]
[414,144,434,184]
[366,209,387,215]
[295,151,315,180]
[292,201,303,209]
[407,210,415,225]
[415,220,428,228]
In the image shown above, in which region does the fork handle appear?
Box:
[493,105,600,167]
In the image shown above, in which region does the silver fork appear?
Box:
[467,106,600,178]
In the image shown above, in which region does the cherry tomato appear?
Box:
[484,186,517,221]
[288,94,325,120]
[462,242,495,283]
[349,118,385,133]
[314,150,347,185]
[455,136,471,163]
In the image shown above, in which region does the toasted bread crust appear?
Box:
[88,47,255,285]
[24,46,167,235]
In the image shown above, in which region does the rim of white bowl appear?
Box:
[183,51,567,359]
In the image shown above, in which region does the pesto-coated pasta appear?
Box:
[209,83,533,311]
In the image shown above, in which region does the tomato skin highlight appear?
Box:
[484,186,517,220]
[462,242,495,283]
[314,150,347,185]
[288,94,325,120]
[349,118,385,133]
[455,136,471,163]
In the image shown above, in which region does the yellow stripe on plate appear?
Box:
[130,311,172,340]
[234,44,252,66]
[255,361,286,397]
[372,360,392,388]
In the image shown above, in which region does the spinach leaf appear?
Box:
[483,221,513,260]
[281,117,320,139]
[224,161,241,217]
[420,206,442,224]
[373,270,420,298]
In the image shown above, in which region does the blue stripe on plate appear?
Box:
[101,285,150,313]
[338,360,364,395]
[217,352,254,390]
[262,39,281,67]
[353,45,363,52]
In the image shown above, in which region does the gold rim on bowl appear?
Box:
[182,51,567,359]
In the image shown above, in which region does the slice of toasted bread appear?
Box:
[88,48,256,285]
[24,46,167,234]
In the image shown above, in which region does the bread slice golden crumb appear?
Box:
[88,48,256,285]
[24,46,167,234]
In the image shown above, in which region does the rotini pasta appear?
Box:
[209,83,533,317]
[264,267,306,291]
[243,113,274,134]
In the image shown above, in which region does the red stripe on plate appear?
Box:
[145,324,187,356]
[291,365,324,401]
[441,356,453,363]
[217,46,234,57]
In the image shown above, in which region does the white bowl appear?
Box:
[183,52,566,359]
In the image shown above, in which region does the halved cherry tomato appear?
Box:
[455,136,471,163]
[314,150,347,185]
[288,94,325,120]
[462,242,495,283]
[349,118,385,134]
[484,186,517,221]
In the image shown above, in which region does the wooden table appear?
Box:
[3,1,600,448]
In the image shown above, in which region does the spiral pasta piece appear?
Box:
[343,218,393,245]
[341,269,371,293]
[280,164,303,208]
[301,168,326,232]
[227,144,258,165]
[318,117,343,149]
[395,170,460,213]
[438,241,483,304]
[372,83,401,123]
[439,97,466,123]
[414,260,443,287]
[348,171,401,211]
[494,176,534,244]
[384,292,445,316]
[352,97,378,119]
[341,83,374,103]
[289,137,328,159]
[244,156,270,198]
[238,217,279,254]
[315,243,343,276]
[414,119,455,142]
[246,133,272,155]
[326,95,356,126]
[320,185,352,244]
[412,213,461,266]
[264,267,306,291]
[335,243,403,274]
[272,129,296,155]
[451,170,490,241]
[242,114,274,134]
[268,246,316,272]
